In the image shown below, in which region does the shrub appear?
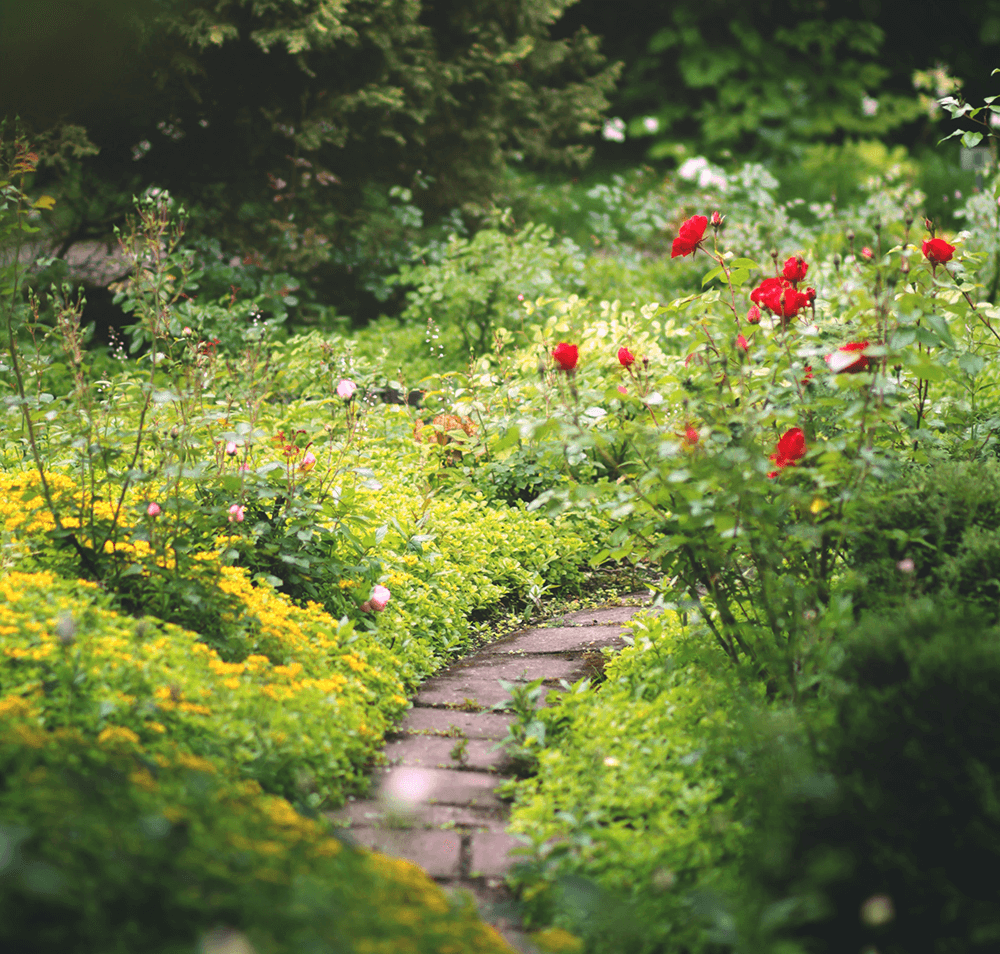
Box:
[506,608,755,954]
[0,724,512,953]
[715,601,1000,953]
[846,457,1000,621]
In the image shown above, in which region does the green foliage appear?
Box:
[395,219,586,358]
[847,457,1000,621]
[6,0,618,320]
[0,727,512,953]
[713,602,1000,953]
[506,608,755,954]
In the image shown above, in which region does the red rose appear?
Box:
[671,215,708,258]
[552,342,579,371]
[618,346,636,368]
[751,277,810,319]
[825,341,870,374]
[768,427,807,476]
[802,365,814,385]
[782,256,808,283]
[922,237,956,264]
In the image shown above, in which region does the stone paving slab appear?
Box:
[414,655,585,708]
[371,765,510,809]
[554,602,650,626]
[381,736,508,773]
[480,625,626,656]
[328,800,508,831]
[395,708,515,739]
[349,828,462,878]
[469,832,527,878]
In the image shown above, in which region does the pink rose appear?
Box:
[225,441,237,456]
[228,504,245,523]
[300,451,317,472]
[336,379,357,400]
[369,584,391,611]
[147,502,161,517]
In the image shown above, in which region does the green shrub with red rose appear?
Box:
[493,204,998,693]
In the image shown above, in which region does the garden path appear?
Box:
[327,596,652,953]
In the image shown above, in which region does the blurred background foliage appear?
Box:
[3,0,1000,331]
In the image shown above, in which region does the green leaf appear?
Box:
[963,131,985,148]
[701,265,724,287]
[958,352,985,377]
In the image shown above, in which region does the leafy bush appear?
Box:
[0,724,512,953]
[506,608,755,954]
[847,458,1000,622]
[714,602,1000,954]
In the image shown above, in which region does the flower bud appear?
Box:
[170,426,180,439]
[846,229,855,243]
[147,502,161,517]
[710,210,724,230]
[862,247,874,260]
[746,304,761,325]
[832,253,842,273]
[225,441,237,456]
[924,217,935,236]
[300,451,316,472]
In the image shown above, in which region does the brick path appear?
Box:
[327,598,650,952]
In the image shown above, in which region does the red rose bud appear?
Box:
[825,341,870,374]
[746,304,761,325]
[804,287,816,306]
[671,214,708,258]
[618,346,636,368]
[736,333,749,352]
[768,426,807,476]
[922,237,956,265]
[710,210,724,229]
[552,342,579,371]
[684,425,699,446]
[781,256,808,283]
[802,365,814,385]
[861,247,874,260]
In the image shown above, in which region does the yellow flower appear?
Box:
[97,725,141,747]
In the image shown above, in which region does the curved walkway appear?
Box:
[327,596,651,952]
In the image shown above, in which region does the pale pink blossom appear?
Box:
[228,504,245,523]
[370,584,391,611]
[225,441,237,456]
[336,379,357,400]
[300,451,317,472]
[617,384,628,396]
[146,502,161,517]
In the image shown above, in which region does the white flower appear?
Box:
[861,96,879,117]
[602,118,626,142]
[642,116,660,133]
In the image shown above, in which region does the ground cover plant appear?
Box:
[0,128,611,950]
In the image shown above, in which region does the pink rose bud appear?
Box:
[746,304,761,325]
[182,326,193,336]
[710,210,724,228]
[147,502,161,517]
[228,504,245,523]
[225,441,237,456]
[336,379,357,400]
[736,333,748,352]
[861,247,874,260]
[617,384,628,396]
[300,451,316,472]
[369,584,391,611]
